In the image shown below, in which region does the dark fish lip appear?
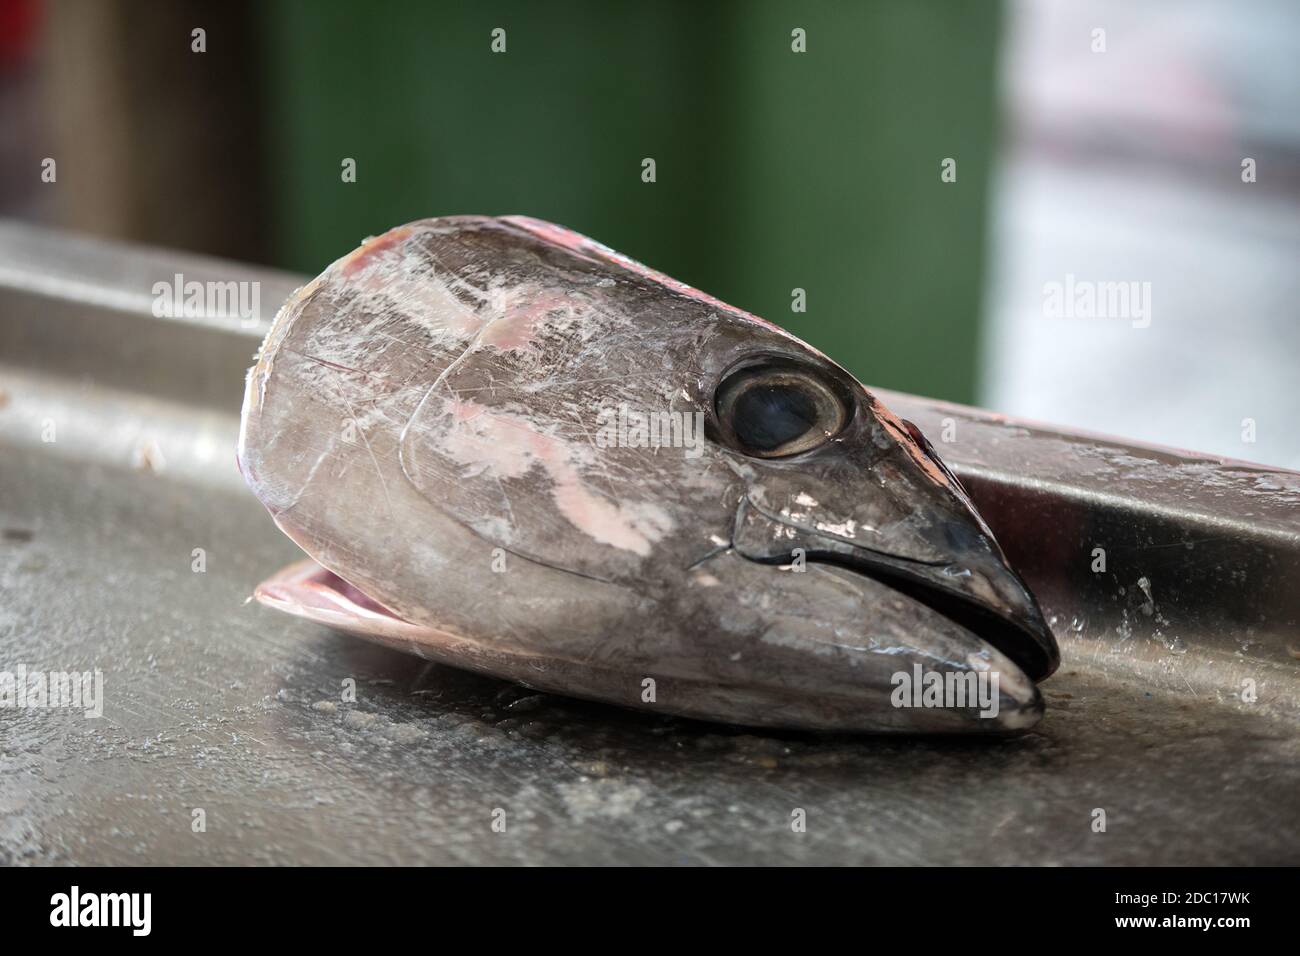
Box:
[732,497,1060,682]
[809,550,1061,682]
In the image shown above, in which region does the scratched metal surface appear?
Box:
[1,221,1297,865]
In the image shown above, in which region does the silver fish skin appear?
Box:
[238,215,1059,733]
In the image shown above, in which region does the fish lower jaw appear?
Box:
[252,557,1042,734]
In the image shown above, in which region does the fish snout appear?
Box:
[730,480,1059,692]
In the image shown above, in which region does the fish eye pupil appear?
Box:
[714,359,850,458]
[732,383,819,452]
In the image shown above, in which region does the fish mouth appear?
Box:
[797,552,1056,682]
[731,497,1059,683]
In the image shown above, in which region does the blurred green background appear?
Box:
[9,0,1002,404]
[263,1,1001,403]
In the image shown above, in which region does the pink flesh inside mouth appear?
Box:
[253,559,553,678]
[253,559,429,644]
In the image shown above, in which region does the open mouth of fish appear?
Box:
[239,216,1059,734]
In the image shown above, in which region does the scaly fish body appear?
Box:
[239,216,1058,733]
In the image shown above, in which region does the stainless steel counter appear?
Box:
[1,221,1296,864]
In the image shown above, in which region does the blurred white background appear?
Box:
[982,0,1300,469]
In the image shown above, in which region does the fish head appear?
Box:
[239,215,1058,732]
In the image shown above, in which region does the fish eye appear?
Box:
[714,359,849,458]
